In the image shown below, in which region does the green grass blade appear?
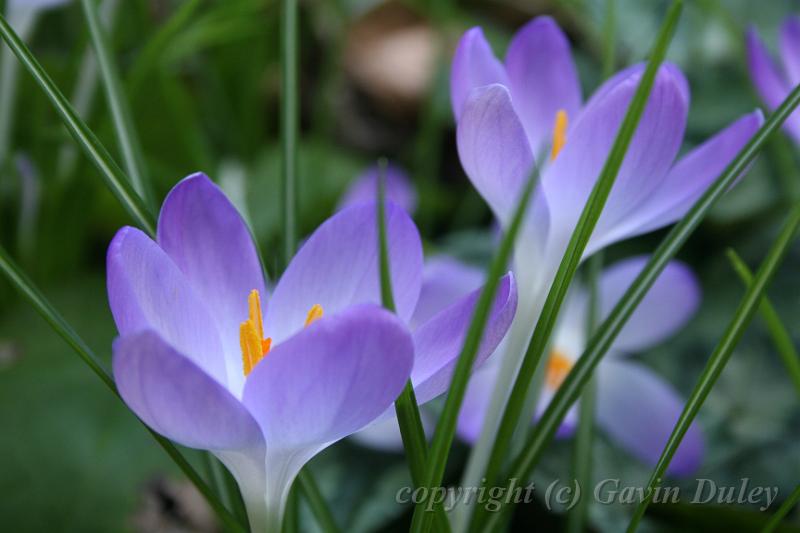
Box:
[625,204,800,532]
[0,244,245,532]
[408,164,540,533]
[0,13,156,236]
[297,470,341,533]
[480,79,800,531]
[762,484,800,533]
[280,0,298,268]
[727,249,800,397]
[468,4,682,530]
[80,0,154,209]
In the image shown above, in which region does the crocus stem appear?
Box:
[280,0,299,268]
[625,203,800,532]
[726,248,800,398]
[297,470,340,533]
[762,484,800,533]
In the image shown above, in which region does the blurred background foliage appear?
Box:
[0,0,799,531]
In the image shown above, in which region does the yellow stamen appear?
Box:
[304,304,324,327]
[550,109,568,161]
[545,350,573,389]
[240,289,271,376]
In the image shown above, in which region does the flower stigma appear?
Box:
[545,349,573,389]
[550,109,568,161]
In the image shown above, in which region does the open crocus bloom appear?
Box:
[458,256,704,475]
[108,173,516,529]
[747,17,800,145]
[338,162,418,214]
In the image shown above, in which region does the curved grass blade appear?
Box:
[80,0,153,209]
[408,164,540,533]
[280,0,298,268]
[480,79,800,532]
[468,4,683,530]
[727,249,800,397]
[625,204,800,532]
[297,470,340,533]
[762,484,800,533]
[0,245,245,533]
[0,13,156,236]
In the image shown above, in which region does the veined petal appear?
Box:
[158,173,268,394]
[113,330,263,451]
[243,304,414,451]
[505,16,582,156]
[780,16,800,86]
[410,257,485,328]
[540,63,688,260]
[747,27,791,110]
[450,27,509,120]
[266,203,423,342]
[598,257,700,353]
[596,360,703,476]
[411,273,517,405]
[107,226,227,385]
[338,163,418,214]
[456,84,535,224]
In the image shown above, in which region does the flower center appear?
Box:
[550,109,568,161]
[240,290,323,376]
[545,349,573,389]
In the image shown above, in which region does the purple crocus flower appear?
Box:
[107,173,516,529]
[338,162,418,214]
[746,18,800,144]
[458,257,704,475]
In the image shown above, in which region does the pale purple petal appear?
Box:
[410,257,485,328]
[412,273,517,405]
[457,362,498,443]
[265,203,423,342]
[535,386,578,439]
[338,163,418,214]
[107,226,228,384]
[597,257,700,354]
[596,360,703,476]
[450,27,509,120]
[780,17,800,86]
[158,173,268,392]
[113,330,263,451]
[456,84,535,224]
[505,16,582,155]
[540,64,689,259]
[243,304,414,451]
[351,411,435,453]
[606,111,763,240]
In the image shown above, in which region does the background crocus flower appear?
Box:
[458,257,704,476]
[108,173,516,528]
[338,162,418,214]
[746,17,800,144]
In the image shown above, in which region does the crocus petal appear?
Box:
[107,226,228,384]
[606,111,763,240]
[243,304,414,451]
[596,360,703,476]
[457,362,498,444]
[450,27,509,120]
[780,16,800,86]
[113,330,263,451]
[597,257,700,353]
[158,173,268,394]
[351,411,434,452]
[411,273,517,405]
[338,163,418,214]
[505,16,582,155]
[540,64,688,259]
[747,27,791,110]
[410,257,485,328]
[535,386,578,439]
[265,203,422,342]
[456,84,535,224]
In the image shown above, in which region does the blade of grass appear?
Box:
[80,0,153,208]
[0,13,156,235]
[297,470,340,533]
[727,249,800,397]
[763,484,800,533]
[376,158,451,532]
[625,204,800,532]
[0,244,245,532]
[480,78,800,532]
[468,4,683,530]
[280,0,298,268]
[408,162,540,533]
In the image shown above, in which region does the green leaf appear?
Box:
[297,470,341,533]
[726,249,800,398]
[626,204,800,532]
[481,78,800,530]
[281,0,299,268]
[0,13,156,236]
[469,3,683,530]
[762,484,800,533]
